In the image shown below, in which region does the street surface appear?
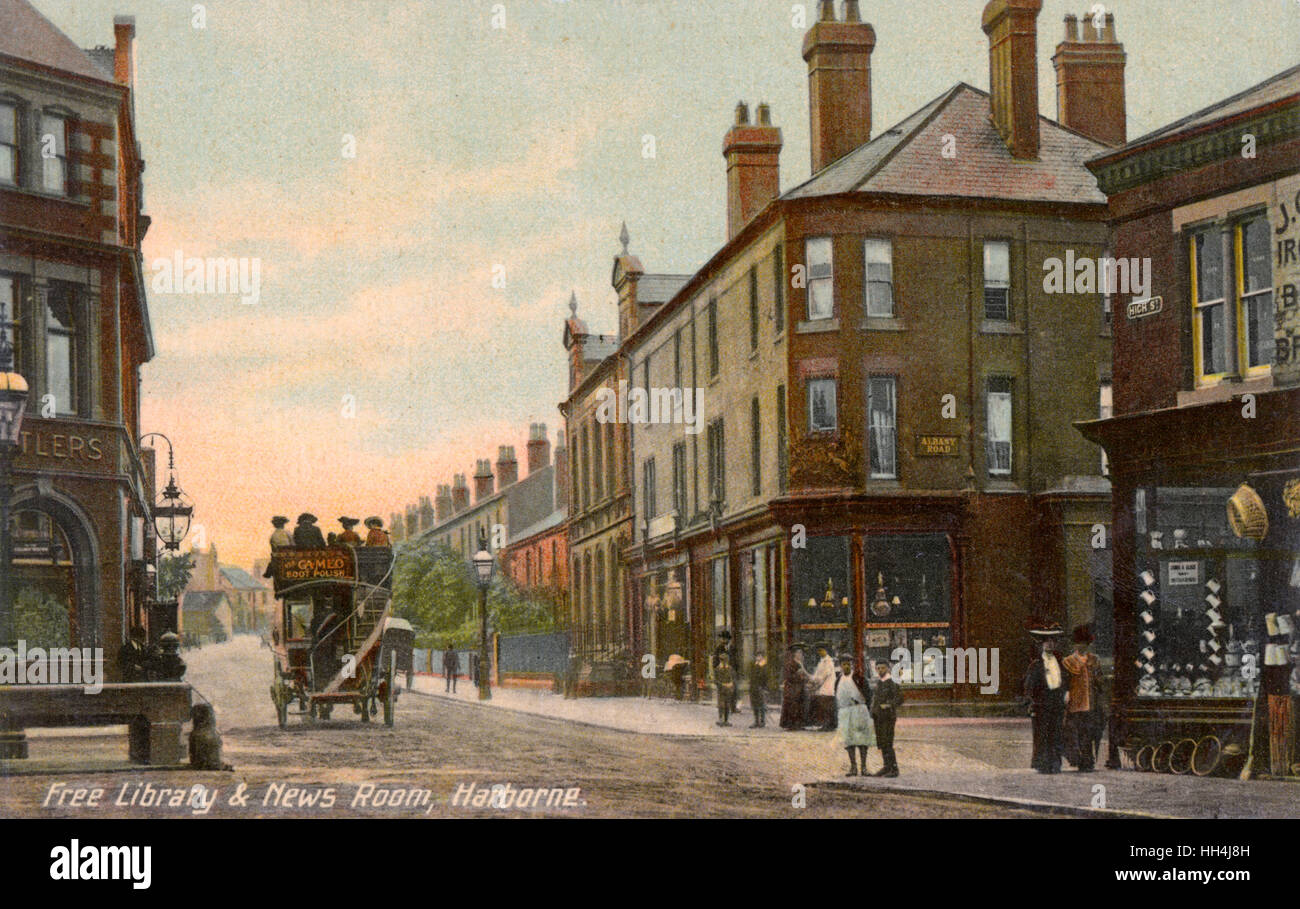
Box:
[2,637,1042,818]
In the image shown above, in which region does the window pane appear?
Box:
[1244,291,1274,369]
[47,332,72,412]
[1194,231,1223,301]
[869,377,897,478]
[808,378,837,432]
[0,104,15,144]
[806,237,832,275]
[984,287,1010,321]
[1200,302,1226,375]
[0,146,13,185]
[865,240,893,317]
[808,277,834,320]
[987,386,1011,475]
[983,241,1009,286]
[1241,217,1271,294]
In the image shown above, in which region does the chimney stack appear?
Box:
[451,474,470,513]
[496,445,519,489]
[418,496,435,532]
[404,505,419,539]
[982,0,1043,160]
[473,459,495,502]
[723,101,783,240]
[527,423,552,475]
[112,15,135,88]
[1052,11,1127,147]
[435,484,454,522]
[802,0,875,174]
[389,512,405,542]
[554,429,569,511]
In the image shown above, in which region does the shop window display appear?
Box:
[1133,486,1297,700]
[862,535,952,682]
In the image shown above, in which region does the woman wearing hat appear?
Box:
[363,517,391,547]
[1024,623,1068,773]
[780,645,810,730]
[336,517,362,545]
[293,513,326,548]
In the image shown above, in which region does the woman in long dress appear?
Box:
[836,657,875,775]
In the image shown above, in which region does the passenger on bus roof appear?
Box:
[293,513,326,548]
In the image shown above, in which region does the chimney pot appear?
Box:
[802,10,876,173]
[1063,14,1078,41]
[1052,10,1127,146]
[818,0,836,22]
[982,0,1043,160]
[527,423,552,475]
[723,102,783,240]
[844,0,862,22]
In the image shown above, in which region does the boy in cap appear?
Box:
[364,516,391,547]
[870,661,902,776]
[748,653,770,728]
[1062,625,1103,772]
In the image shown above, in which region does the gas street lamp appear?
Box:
[139,433,193,551]
[471,531,494,701]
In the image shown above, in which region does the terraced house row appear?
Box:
[561,0,1127,705]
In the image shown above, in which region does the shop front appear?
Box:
[1081,391,1300,778]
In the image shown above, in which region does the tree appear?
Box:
[393,537,558,649]
[156,552,195,603]
[14,587,69,648]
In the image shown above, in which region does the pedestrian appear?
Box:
[469,651,480,688]
[715,655,736,727]
[870,661,902,777]
[714,630,741,715]
[835,656,874,776]
[780,645,810,730]
[442,642,460,693]
[808,645,838,731]
[1062,625,1103,772]
[748,653,770,728]
[1024,624,1068,774]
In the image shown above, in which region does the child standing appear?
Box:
[715,655,736,727]
[748,654,770,728]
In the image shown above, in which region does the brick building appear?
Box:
[621,0,1121,707]
[0,1,155,677]
[1078,65,1300,772]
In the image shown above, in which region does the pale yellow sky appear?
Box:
[30,0,1300,568]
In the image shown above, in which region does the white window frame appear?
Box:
[806,236,834,321]
[807,377,838,434]
[983,240,1011,321]
[864,238,894,317]
[40,111,69,196]
[986,378,1012,477]
[0,101,18,186]
[868,376,897,479]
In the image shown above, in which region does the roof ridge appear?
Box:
[846,83,971,193]
[1122,63,1300,148]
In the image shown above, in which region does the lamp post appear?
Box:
[471,531,494,701]
[138,433,193,552]
[0,332,29,759]
[0,331,29,649]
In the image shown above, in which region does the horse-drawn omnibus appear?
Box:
[266,543,404,727]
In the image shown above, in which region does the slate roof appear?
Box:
[1101,64,1300,154]
[219,564,265,591]
[638,274,691,305]
[511,507,568,545]
[783,83,1109,206]
[0,0,113,82]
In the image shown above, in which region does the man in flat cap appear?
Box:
[364,516,391,547]
[336,517,362,545]
[293,513,326,548]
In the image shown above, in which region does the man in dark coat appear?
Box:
[780,646,810,730]
[748,654,771,728]
[714,630,741,715]
[293,513,326,548]
[1024,626,1068,774]
[870,661,903,776]
[442,643,460,693]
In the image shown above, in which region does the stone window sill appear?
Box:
[796,318,840,334]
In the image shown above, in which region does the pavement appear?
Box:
[411,672,1300,819]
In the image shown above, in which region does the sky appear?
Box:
[29,0,1300,569]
